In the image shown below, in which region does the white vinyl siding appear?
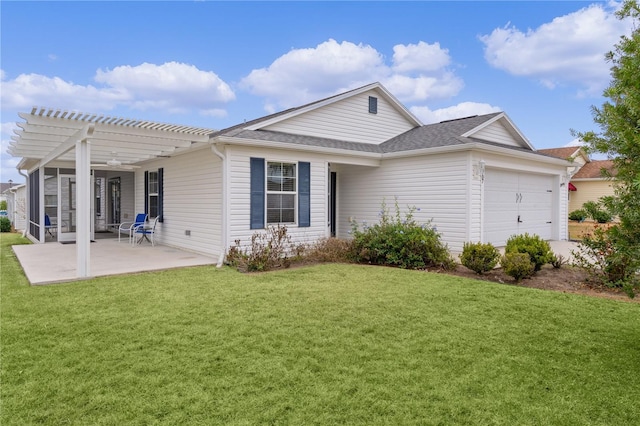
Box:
[337,152,471,252]
[227,146,328,251]
[136,148,222,257]
[263,91,416,145]
[472,121,523,147]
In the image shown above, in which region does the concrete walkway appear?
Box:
[12,239,216,285]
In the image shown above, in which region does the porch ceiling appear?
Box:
[8,107,215,169]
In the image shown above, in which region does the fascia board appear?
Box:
[213,136,382,165]
[384,142,573,167]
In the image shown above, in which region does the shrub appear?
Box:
[459,242,500,274]
[0,217,10,233]
[306,238,353,263]
[550,253,567,269]
[501,252,535,282]
[226,225,297,272]
[568,209,587,222]
[582,201,612,223]
[572,225,639,297]
[505,233,553,272]
[350,199,455,270]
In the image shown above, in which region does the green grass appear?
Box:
[1,233,639,425]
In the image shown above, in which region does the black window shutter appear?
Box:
[298,162,310,227]
[250,158,265,229]
[144,171,149,216]
[158,168,164,222]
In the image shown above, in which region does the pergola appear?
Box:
[8,107,214,279]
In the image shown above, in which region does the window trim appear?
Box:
[265,161,297,225]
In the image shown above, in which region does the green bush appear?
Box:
[568,209,587,221]
[459,242,500,274]
[0,217,10,233]
[0,200,7,210]
[582,201,613,223]
[501,252,535,282]
[350,199,455,270]
[505,233,553,272]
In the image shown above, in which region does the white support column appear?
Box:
[76,138,91,278]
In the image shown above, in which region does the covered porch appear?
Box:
[13,238,216,285]
[8,107,215,280]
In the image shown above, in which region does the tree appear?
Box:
[575,0,640,291]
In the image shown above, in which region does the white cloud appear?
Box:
[95,62,235,113]
[241,39,463,110]
[410,102,502,124]
[0,62,235,115]
[392,41,451,73]
[480,3,632,95]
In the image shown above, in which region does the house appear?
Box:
[8,82,571,278]
[538,147,616,213]
[3,183,27,232]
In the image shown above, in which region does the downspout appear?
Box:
[18,169,28,237]
[211,144,227,268]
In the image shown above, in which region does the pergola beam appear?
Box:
[39,124,95,168]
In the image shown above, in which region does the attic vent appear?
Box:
[368,96,378,114]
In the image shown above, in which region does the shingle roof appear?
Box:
[573,160,616,179]
[379,113,503,153]
[537,147,583,160]
[214,112,522,155]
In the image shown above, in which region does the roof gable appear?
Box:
[239,83,421,144]
[572,160,616,179]
[462,113,534,150]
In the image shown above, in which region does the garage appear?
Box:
[484,168,554,246]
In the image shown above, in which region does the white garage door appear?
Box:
[484,169,554,246]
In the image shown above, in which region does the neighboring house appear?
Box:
[8,82,571,278]
[539,147,616,213]
[568,160,616,212]
[4,183,27,231]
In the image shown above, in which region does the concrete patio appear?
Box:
[12,238,216,285]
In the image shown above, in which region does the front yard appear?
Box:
[1,233,639,425]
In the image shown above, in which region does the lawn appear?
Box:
[1,233,639,425]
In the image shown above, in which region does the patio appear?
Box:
[12,238,216,285]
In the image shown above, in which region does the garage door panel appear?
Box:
[484,169,554,246]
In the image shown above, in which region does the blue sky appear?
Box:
[1,1,633,184]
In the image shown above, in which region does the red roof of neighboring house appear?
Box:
[538,147,583,160]
[572,160,616,179]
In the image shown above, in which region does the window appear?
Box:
[145,169,163,221]
[266,162,296,224]
[148,171,158,218]
[250,158,309,229]
[369,96,378,114]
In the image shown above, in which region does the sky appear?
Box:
[0,1,633,185]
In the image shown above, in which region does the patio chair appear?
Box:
[118,213,148,244]
[44,214,56,237]
[133,216,159,246]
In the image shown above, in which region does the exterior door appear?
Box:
[484,169,554,246]
[58,174,76,242]
[58,174,95,242]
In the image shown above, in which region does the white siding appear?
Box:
[136,148,222,256]
[473,121,523,147]
[7,185,27,231]
[337,152,471,252]
[226,146,329,252]
[263,91,416,145]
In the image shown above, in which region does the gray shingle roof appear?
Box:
[214,112,534,156]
